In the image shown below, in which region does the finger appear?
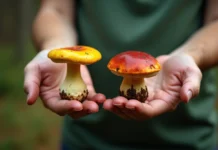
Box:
[113,106,131,120]
[125,100,151,120]
[103,99,113,110]
[80,66,106,103]
[103,99,130,120]
[116,106,136,120]
[112,96,128,106]
[81,65,96,98]
[126,99,175,119]
[112,97,136,119]
[24,63,41,105]
[180,68,202,103]
[83,100,99,113]
[68,100,99,119]
[89,93,106,103]
[42,96,83,116]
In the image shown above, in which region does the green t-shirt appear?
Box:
[62,1,217,149]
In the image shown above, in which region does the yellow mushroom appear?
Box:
[48,45,102,101]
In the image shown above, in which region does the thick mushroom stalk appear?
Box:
[60,63,88,101]
[107,51,161,103]
[119,77,148,102]
[47,45,102,101]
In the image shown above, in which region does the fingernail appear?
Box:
[187,90,192,101]
[126,106,135,110]
[113,102,122,106]
[26,95,31,105]
[27,93,30,100]
[73,108,83,111]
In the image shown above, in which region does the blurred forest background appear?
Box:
[0,1,61,150]
[0,1,218,150]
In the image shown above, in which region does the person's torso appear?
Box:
[62,1,217,150]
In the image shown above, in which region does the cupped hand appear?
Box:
[24,50,106,119]
[103,53,202,120]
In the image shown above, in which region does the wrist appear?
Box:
[171,43,204,69]
[41,39,77,51]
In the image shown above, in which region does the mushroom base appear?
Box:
[119,77,148,102]
[60,89,88,102]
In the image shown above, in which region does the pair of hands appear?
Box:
[24,50,202,120]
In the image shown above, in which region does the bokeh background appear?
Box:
[0,1,218,150]
[0,1,61,150]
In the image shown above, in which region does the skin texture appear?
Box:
[24,0,218,120]
[24,0,106,119]
[24,50,106,118]
[103,0,218,120]
[103,54,202,120]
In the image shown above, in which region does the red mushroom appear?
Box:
[107,51,161,102]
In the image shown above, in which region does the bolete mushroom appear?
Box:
[48,45,102,101]
[107,51,161,102]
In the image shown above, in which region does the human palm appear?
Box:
[103,53,202,120]
[24,50,106,119]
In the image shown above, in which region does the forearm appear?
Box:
[32,0,77,51]
[176,20,218,70]
[173,0,218,70]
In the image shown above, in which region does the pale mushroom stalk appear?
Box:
[107,51,161,102]
[60,63,88,101]
[119,76,148,102]
[48,45,102,101]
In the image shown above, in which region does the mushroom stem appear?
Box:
[60,63,88,101]
[119,77,148,102]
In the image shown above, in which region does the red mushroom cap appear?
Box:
[107,51,161,78]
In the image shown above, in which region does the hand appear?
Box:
[103,53,202,120]
[24,50,106,119]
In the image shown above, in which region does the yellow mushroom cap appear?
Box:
[48,45,102,65]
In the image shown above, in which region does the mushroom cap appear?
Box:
[107,51,161,78]
[48,45,102,65]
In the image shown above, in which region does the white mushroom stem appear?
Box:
[60,63,88,101]
[119,77,148,102]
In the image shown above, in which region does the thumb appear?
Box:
[80,65,96,99]
[24,63,41,105]
[180,67,202,103]
[81,65,106,103]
